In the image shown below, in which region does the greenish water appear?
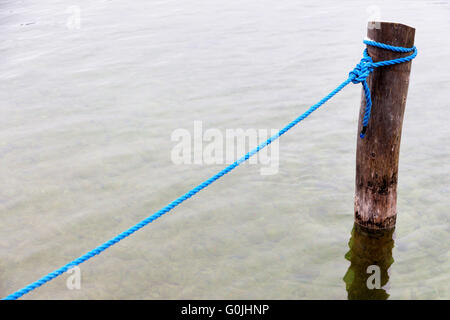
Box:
[0,0,449,299]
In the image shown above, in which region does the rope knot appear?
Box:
[349,55,374,84]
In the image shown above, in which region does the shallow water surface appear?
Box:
[0,0,449,299]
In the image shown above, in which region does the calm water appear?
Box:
[0,0,449,299]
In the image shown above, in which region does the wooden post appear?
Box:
[354,22,415,230]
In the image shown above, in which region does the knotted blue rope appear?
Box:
[350,40,417,137]
[349,51,374,138]
[2,39,417,300]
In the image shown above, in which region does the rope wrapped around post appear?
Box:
[350,40,417,138]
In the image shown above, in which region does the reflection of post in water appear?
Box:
[343,223,395,300]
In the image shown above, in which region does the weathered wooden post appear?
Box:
[354,22,415,230]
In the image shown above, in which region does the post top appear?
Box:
[367,21,415,50]
[368,21,415,32]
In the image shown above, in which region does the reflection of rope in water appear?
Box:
[3,40,417,300]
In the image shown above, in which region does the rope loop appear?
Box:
[349,52,374,84]
[352,40,417,138]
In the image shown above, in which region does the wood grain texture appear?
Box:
[354,22,415,230]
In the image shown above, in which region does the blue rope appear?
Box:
[350,40,417,138]
[2,39,417,300]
